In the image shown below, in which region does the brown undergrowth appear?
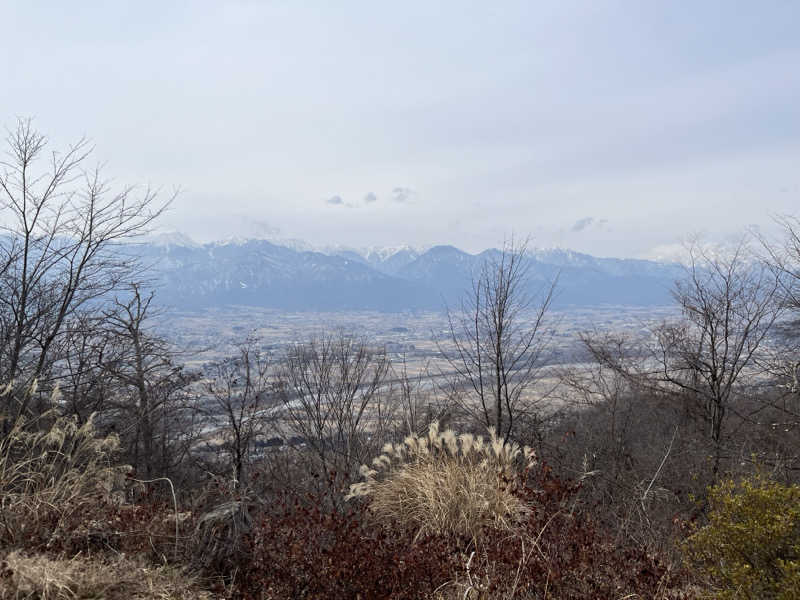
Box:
[0,404,693,598]
[229,424,691,599]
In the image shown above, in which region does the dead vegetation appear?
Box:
[0,394,128,551]
[348,421,536,541]
[0,552,215,600]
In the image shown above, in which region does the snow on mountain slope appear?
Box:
[130,233,683,311]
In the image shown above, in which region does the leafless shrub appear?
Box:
[200,338,275,488]
[275,332,398,496]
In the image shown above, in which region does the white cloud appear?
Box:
[571,217,594,232]
[391,187,415,203]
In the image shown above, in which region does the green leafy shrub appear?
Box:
[682,472,800,599]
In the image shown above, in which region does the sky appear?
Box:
[2,1,800,258]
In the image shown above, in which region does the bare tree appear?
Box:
[440,239,556,442]
[202,338,274,488]
[582,240,782,478]
[0,119,171,422]
[57,310,118,424]
[761,215,800,311]
[660,242,780,473]
[275,333,396,493]
[756,215,800,399]
[100,285,198,479]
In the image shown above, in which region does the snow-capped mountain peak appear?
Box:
[145,231,200,248]
[130,235,682,311]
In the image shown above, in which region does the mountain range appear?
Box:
[131,234,685,312]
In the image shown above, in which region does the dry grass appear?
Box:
[0,392,129,550]
[348,422,536,541]
[0,386,218,598]
[0,552,217,599]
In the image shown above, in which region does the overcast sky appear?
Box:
[3,1,799,258]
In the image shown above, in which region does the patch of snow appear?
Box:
[145,231,200,248]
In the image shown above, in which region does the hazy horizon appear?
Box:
[3,2,799,259]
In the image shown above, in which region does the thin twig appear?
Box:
[130,476,179,561]
[641,426,678,515]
